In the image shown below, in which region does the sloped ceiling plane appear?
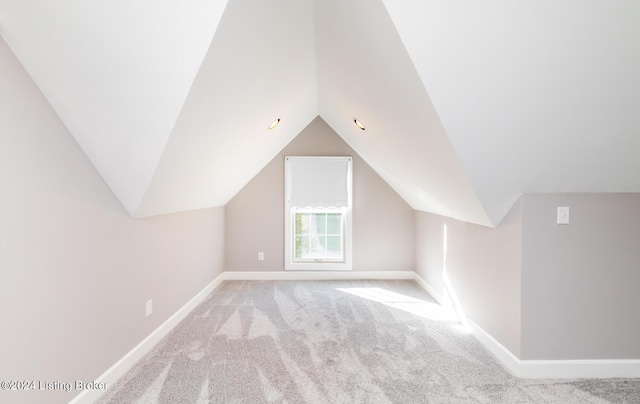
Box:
[1,0,639,227]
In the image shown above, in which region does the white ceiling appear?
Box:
[2,0,639,226]
[315,0,491,225]
[0,0,228,214]
[135,0,318,217]
[382,0,640,224]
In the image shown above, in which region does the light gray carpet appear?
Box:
[98,280,640,403]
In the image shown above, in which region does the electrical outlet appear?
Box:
[258,252,264,261]
[146,299,153,317]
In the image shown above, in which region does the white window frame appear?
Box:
[284,156,352,271]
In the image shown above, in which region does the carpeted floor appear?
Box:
[98,280,640,403]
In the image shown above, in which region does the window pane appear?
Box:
[313,236,327,257]
[313,212,326,234]
[327,213,342,234]
[294,210,344,261]
[295,213,310,235]
[327,236,342,258]
[295,236,310,259]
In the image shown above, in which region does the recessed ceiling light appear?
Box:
[268,118,281,130]
[354,118,365,130]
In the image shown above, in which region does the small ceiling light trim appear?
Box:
[268,118,281,130]
[354,118,365,130]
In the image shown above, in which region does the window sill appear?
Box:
[285,262,352,271]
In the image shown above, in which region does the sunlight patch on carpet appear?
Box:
[336,287,457,323]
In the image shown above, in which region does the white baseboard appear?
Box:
[71,270,412,403]
[224,270,415,281]
[69,272,226,404]
[471,319,640,378]
[415,276,640,379]
[413,272,446,305]
[466,317,524,377]
[517,359,640,379]
[74,270,640,404]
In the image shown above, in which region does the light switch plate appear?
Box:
[557,206,570,225]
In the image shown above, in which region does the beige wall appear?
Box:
[0,38,225,404]
[415,199,522,357]
[225,117,415,272]
[416,192,640,361]
[521,193,640,360]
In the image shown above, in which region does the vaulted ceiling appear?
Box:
[1,0,639,227]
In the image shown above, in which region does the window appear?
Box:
[294,208,344,261]
[284,156,352,270]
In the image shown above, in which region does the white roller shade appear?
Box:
[287,156,351,208]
